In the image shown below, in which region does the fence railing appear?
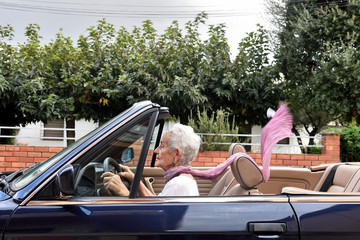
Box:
[196,133,324,148]
[0,125,324,151]
[0,125,94,147]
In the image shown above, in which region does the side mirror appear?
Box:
[56,164,75,199]
[121,147,134,164]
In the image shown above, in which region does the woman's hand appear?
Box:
[101,172,130,196]
[119,164,135,183]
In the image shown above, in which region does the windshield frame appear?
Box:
[10,101,156,193]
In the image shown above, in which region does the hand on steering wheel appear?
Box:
[101,157,131,196]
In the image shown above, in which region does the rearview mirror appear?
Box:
[56,164,75,199]
[121,148,134,164]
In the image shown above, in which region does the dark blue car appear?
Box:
[0,101,359,239]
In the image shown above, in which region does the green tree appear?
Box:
[1,13,284,144]
[232,25,285,129]
[268,0,360,152]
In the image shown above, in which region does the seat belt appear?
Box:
[319,165,340,192]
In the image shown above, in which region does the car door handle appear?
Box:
[248,222,287,235]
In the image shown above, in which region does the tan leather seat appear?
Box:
[314,164,360,192]
[282,164,360,194]
[207,143,246,196]
[224,154,264,196]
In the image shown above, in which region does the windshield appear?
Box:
[11,106,135,191]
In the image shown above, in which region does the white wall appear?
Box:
[15,120,98,147]
[251,125,322,154]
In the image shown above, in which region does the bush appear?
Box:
[339,122,360,162]
[188,108,241,151]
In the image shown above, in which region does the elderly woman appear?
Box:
[102,123,201,196]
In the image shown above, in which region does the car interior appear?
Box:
[132,142,360,197]
[35,114,360,201]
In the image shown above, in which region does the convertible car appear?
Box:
[0,101,359,240]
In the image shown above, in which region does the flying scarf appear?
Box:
[163,103,293,183]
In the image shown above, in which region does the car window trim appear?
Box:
[19,105,154,206]
[130,110,159,198]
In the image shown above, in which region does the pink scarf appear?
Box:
[163,103,293,183]
[163,152,255,183]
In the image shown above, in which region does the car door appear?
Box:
[4,194,298,239]
[288,194,360,240]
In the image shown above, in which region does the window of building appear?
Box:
[42,119,65,141]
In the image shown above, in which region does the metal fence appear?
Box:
[0,125,324,151]
[0,125,94,147]
[197,133,324,148]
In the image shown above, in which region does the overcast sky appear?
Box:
[0,0,269,56]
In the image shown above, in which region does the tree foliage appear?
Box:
[268,0,360,152]
[0,13,283,138]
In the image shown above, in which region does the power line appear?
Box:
[0,1,266,18]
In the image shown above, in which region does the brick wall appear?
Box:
[0,133,340,172]
[0,146,64,172]
[193,133,340,167]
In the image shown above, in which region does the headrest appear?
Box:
[230,156,264,190]
[228,143,246,157]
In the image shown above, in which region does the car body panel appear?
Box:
[5,196,298,239]
[289,195,360,240]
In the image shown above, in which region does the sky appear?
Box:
[0,0,270,56]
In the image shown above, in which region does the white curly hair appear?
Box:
[167,123,201,166]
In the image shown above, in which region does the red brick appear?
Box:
[197,152,207,157]
[34,157,47,162]
[0,146,5,151]
[0,168,5,172]
[276,154,291,160]
[0,151,13,157]
[254,160,261,165]
[6,167,20,171]
[0,162,12,167]
[197,157,210,163]
[326,146,334,151]
[28,152,42,157]
[204,162,217,166]
[20,146,35,152]
[42,152,55,158]
[291,155,305,160]
[13,152,28,157]
[220,152,229,158]
[298,160,311,166]
[249,153,261,159]
[305,155,319,161]
[319,155,334,161]
[326,160,340,164]
[191,162,204,166]
[284,160,296,166]
[206,151,221,158]
[12,162,26,168]
[48,147,64,153]
[212,157,227,163]
[7,157,20,162]
[324,140,339,146]
[21,157,34,163]
[34,146,49,152]
[271,160,284,165]
[0,156,4,161]
[6,146,20,151]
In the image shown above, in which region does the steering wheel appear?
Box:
[103,157,131,190]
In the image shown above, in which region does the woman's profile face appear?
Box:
[154,132,177,171]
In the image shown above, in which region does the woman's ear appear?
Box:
[173,148,181,165]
